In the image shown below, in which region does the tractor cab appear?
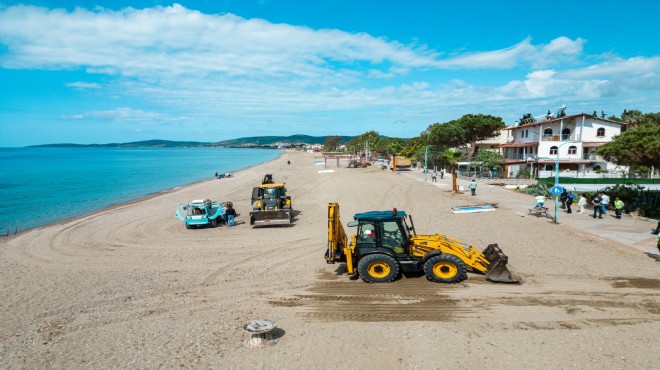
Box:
[351,210,412,256]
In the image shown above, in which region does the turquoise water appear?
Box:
[0,147,281,233]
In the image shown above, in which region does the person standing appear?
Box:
[592,193,603,219]
[440,170,444,179]
[566,191,575,214]
[601,192,610,215]
[432,170,437,182]
[613,197,624,219]
[225,202,237,227]
[560,188,568,209]
[578,193,587,214]
[469,179,477,196]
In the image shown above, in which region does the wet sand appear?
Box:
[1,151,658,369]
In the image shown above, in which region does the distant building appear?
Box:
[498,113,627,179]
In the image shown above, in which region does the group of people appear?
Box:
[536,190,625,219]
[588,192,625,219]
[430,169,445,182]
[214,172,233,179]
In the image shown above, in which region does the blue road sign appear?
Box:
[550,185,563,195]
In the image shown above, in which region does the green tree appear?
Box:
[597,122,660,168]
[375,137,405,156]
[518,113,535,126]
[470,150,504,176]
[346,130,380,153]
[442,149,464,193]
[322,136,342,152]
[426,114,506,161]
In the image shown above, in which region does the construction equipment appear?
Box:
[176,199,226,229]
[325,203,517,283]
[250,180,293,226]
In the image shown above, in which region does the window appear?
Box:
[568,146,577,155]
[550,146,558,155]
[562,128,571,140]
[544,164,553,171]
[544,128,553,135]
[525,129,529,138]
[596,128,605,137]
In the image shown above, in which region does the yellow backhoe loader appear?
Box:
[325,203,517,284]
[249,178,293,227]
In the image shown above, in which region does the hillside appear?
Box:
[29,135,355,148]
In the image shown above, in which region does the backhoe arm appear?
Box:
[326,203,350,268]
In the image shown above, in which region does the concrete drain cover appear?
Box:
[243,320,278,348]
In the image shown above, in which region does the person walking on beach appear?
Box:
[432,170,437,182]
[225,202,237,227]
[614,197,624,219]
[578,193,587,214]
[566,191,575,214]
[469,179,477,196]
[592,193,603,219]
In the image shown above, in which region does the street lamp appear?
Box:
[424,145,435,181]
[536,141,577,224]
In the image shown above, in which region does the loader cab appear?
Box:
[353,210,411,256]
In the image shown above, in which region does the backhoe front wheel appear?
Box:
[423,254,467,284]
[357,254,399,283]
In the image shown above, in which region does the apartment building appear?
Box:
[498,113,627,178]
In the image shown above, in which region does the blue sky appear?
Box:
[1,0,659,146]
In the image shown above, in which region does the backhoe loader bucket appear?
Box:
[250,209,292,226]
[482,244,518,283]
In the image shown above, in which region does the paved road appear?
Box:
[402,169,660,257]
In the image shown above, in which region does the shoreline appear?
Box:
[0,149,285,238]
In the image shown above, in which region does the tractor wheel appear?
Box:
[357,254,399,283]
[423,254,467,284]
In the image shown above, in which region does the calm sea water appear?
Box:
[0,147,282,233]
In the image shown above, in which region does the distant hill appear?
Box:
[211,135,354,146]
[28,135,355,148]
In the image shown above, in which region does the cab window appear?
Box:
[357,222,377,246]
[380,220,405,250]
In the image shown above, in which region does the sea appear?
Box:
[0,147,282,234]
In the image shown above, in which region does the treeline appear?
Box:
[324,109,660,190]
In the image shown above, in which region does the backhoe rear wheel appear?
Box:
[357,254,399,283]
[423,254,467,284]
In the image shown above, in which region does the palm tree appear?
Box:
[442,149,464,193]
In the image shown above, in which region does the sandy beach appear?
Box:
[1,150,658,369]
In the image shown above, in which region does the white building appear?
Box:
[498,113,627,178]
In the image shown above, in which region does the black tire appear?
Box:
[210,219,218,228]
[357,254,399,283]
[185,224,192,230]
[423,254,467,284]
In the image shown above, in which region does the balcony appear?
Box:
[583,154,604,161]
[541,134,579,142]
[504,154,537,161]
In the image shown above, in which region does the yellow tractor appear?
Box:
[325,203,517,283]
[249,176,293,226]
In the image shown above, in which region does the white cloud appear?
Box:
[432,37,584,70]
[61,107,163,121]
[67,81,101,89]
